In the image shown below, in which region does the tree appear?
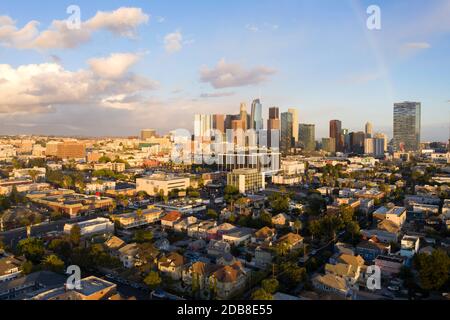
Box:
[261,278,279,294]
[134,230,154,243]
[17,238,45,264]
[309,220,321,241]
[341,205,355,224]
[269,193,289,213]
[42,255,65,273]
[144,271,162,290]
[414,249,450,291]
[49,238,72,260]
[207,209,218,219]
[235,197,248,215]
[22,260,33,274]
[28,170,41,182]
[69,225,81,246]
[251,288,273,300]
[346,221,360,241]
[293,220,302,235]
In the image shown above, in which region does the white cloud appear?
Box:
[200,59,276,89]
[403,42,431,50]
[0,7,149,50]
[200,92,235,98]
[88,52,142,79]
[0,53,158,114]
[164,31,183,53]
[245,24,259,32]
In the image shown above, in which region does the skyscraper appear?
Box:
[251,99,263,130]
[267,107,280,149]
[194,114,213,139]
[330,120,343,152]
[298,124,316,151]
[393,102,421,151]
[212,114,225,134]
[365,122,373,138]
[239,103,248,130]
[281,112,293,154]
[288,108,299,145]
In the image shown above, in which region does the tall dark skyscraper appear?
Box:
[299,124,316,151]
[267,107,280,150]
[269,107,279,120]
[251,99,263,130]
[281,112,293,154]
[330,120,343,152]
[393,102,421,152]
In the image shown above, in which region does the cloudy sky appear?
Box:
[0,0,449,141]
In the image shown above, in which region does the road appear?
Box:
[0,215,102,248]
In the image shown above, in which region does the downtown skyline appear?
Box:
[0,0,449,141]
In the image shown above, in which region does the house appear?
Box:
[209,262,247,300]
[216,253,238,266]
[103,236,125,257]
[325,263,361,291]
[375,255,406,277]
[271,213,290,228]
[312,274,350,298]
[160,211,182,229]
[154,238,171,251]
[0,256,23,283]
[157,252,185,280]
[182,261,218,292]
[207,240,231,257]
[118,243,139,269]
[173,216,198,233]
[385,207,407,227]
[206,223,237,240]
[252,227,276,244]
[221,227,255,246]
[187,220,217,239]
[361,219,400,244]
[0,271,66,300]
[355,238,390,261]
[400,235,420,258]
[254,246,274,269]
[276,233,304,251]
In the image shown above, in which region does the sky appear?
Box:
[0,0,449,141]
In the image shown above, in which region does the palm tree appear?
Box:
[293,220,302,235]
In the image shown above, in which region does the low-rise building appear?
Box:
[226,168,265,194]
[63,218,114,237]
[136,173,190,196]
[113,207,164,229]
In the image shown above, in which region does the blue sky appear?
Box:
[0,0,449,141]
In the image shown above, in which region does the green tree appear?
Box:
[144,271,162,290]
[69,225,81,246]
[17,238,45,264]
[261,278,279,294]
[414,249,450,291]
[269,193,289,213]
[341,205,355,224]
[134,230,154,243]
[293,220,303,234]
[49,238,72,260]
[207,209,218,219]
[346,221,360,241]
[42,255,65,273]
[251,288,273,300]
[22,260,34,274]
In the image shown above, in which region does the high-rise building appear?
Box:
[374,133,388,152]
[322,138,336,153]
[365,122,373,138]
[393,102,421,152]
[212,114,225,134]
[350,131,366,154]
[267,107,280,149]
[281,112,293,154]
[251,99,263,131]
[330,120,343,152]
[298,124,315,151]
[364,138,385,157]
[194,114,213,139]
[239,103,248,130]
[141,129,157,140]
[288,108,299,145]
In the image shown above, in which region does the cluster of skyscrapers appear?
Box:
[194,100,422,156]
